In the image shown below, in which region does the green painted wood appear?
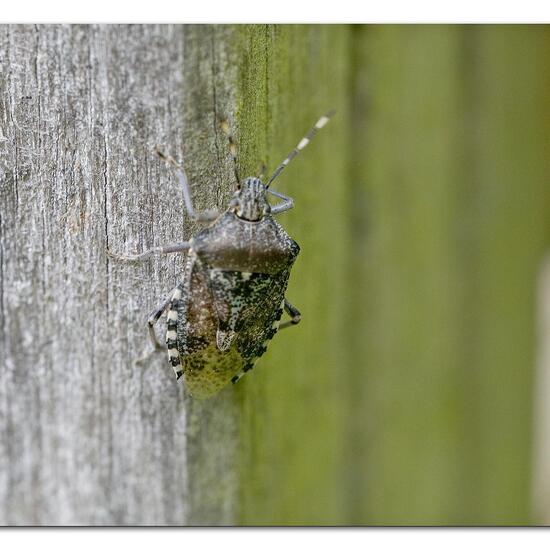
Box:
[349,24,470,525]
[466,26,550,524]
[350,25,550,525]
[233,25,353,525]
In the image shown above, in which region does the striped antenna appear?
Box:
[266,110,335,187]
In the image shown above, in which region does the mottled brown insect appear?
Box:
[108,112,333,398]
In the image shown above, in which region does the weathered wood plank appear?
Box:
[0,24,240,525]
[2,23,548,527]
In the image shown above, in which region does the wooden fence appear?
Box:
[1,24,549,525]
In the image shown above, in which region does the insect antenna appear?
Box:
[220,120,241,187]
[155,147,218,222]
[266,110,335,188]
[155,147,195,214]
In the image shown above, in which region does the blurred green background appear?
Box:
[229,25,550,525]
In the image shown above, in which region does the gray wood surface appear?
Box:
[0,24,238,525]
[3,22,547,528]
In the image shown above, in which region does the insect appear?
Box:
[108,111,334,398]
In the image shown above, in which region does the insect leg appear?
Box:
[267,188,294,215]
[279,299,301,330]
[147,295,172,351]
[156,148,219,222]
[134,291,175,365]
[107,241,191,262]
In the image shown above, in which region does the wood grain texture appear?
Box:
[2,23,549,527]
[0,24,239,525]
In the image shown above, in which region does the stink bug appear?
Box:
[108,111,334,398]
